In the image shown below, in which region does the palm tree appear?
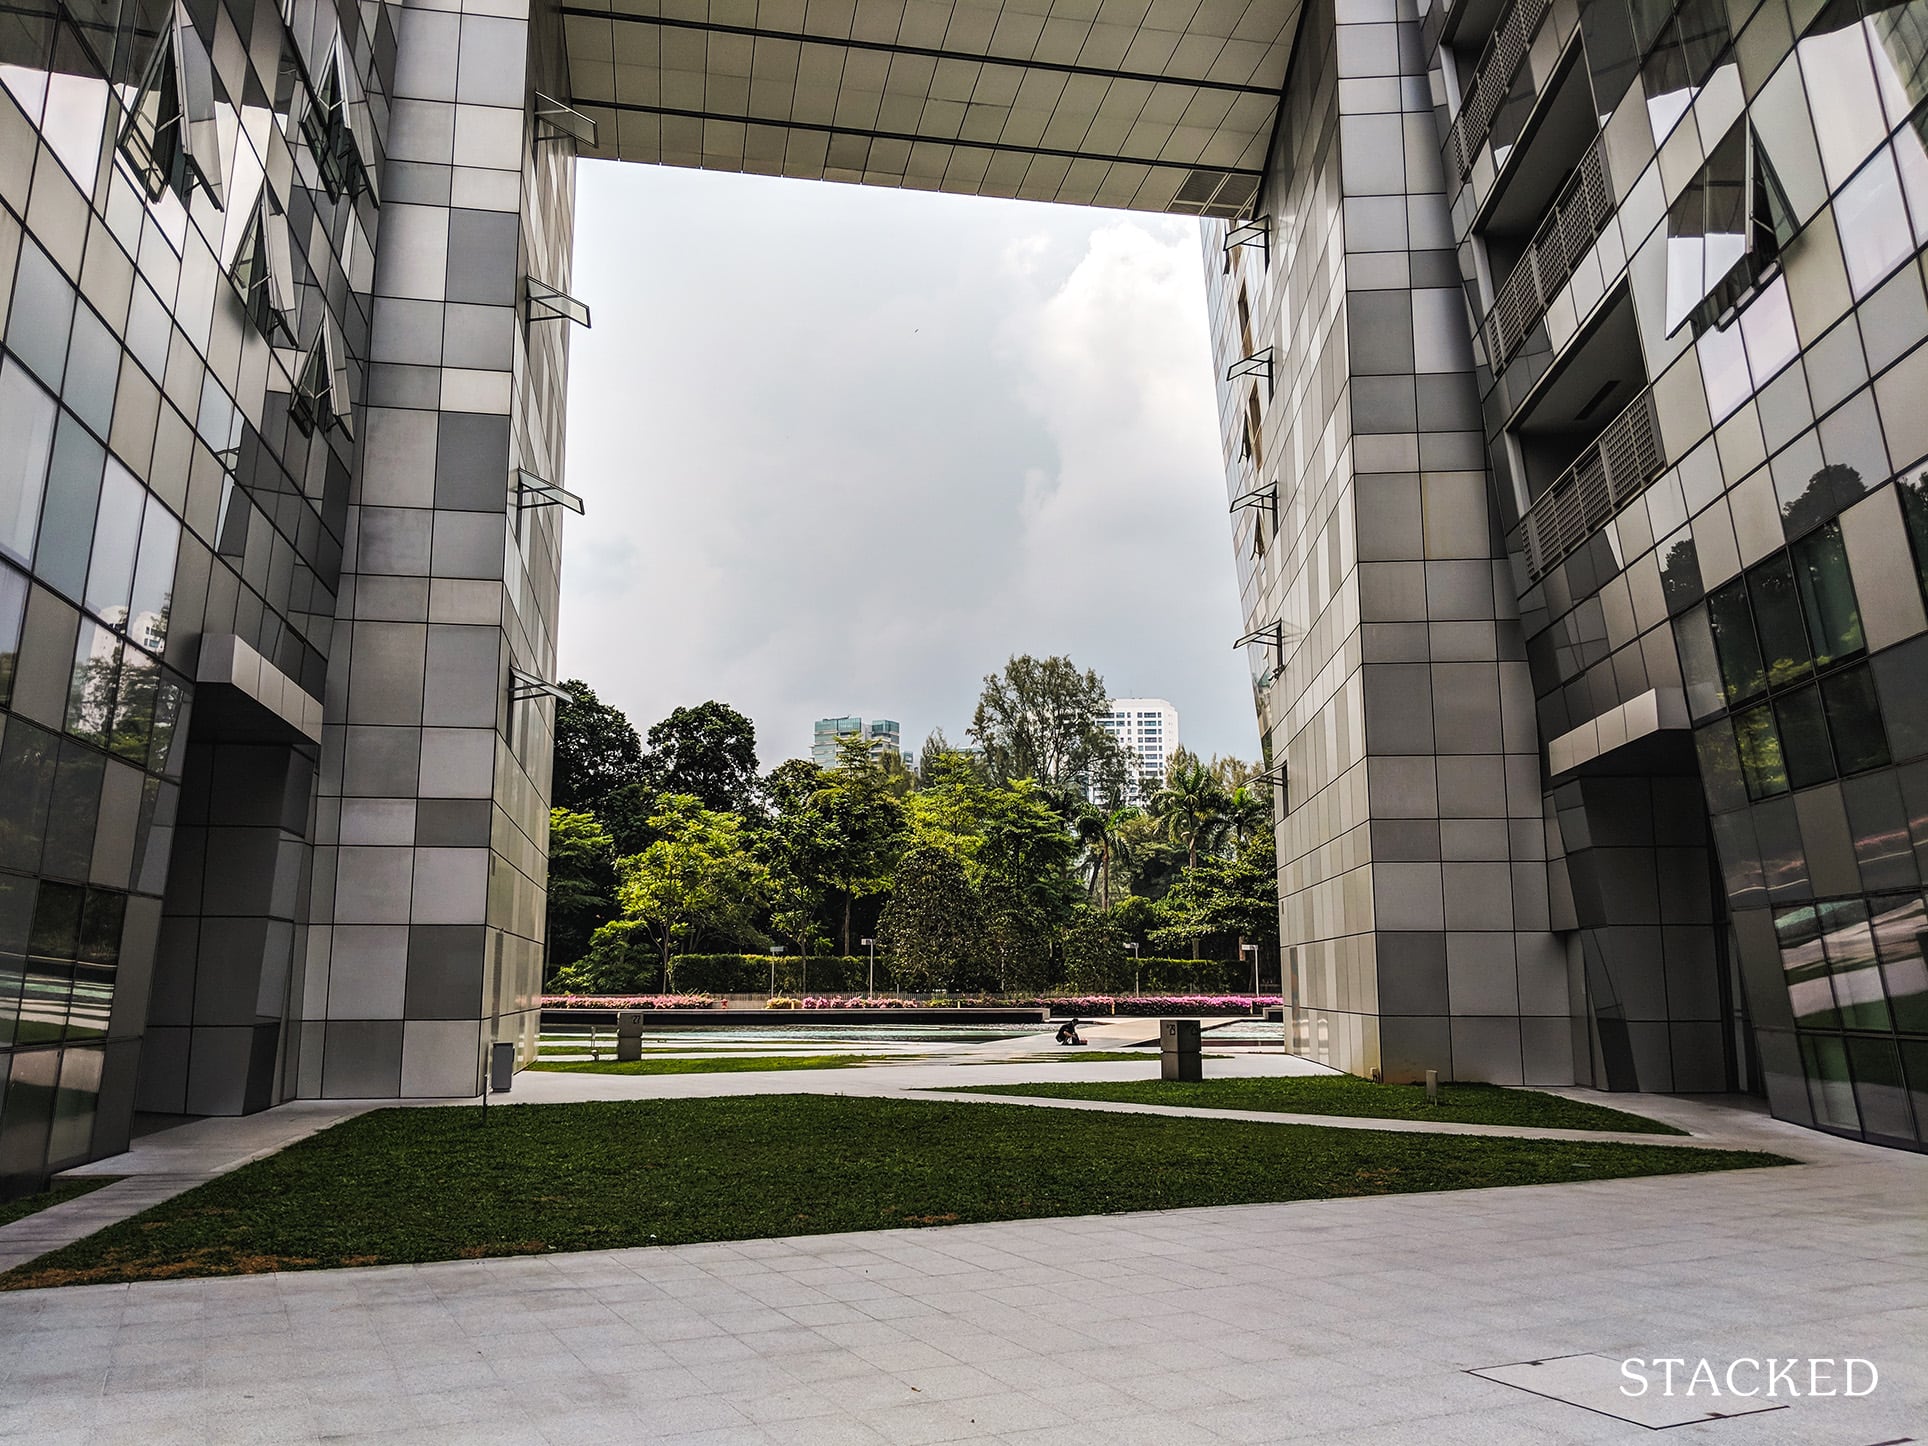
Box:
[1224,785,1270,848]
[1148,762,1228,872]
[1073,805,1137,911]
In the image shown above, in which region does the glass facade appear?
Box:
[1207,0,1928,1148]
[0,0,576,1195]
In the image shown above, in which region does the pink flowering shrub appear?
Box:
[540,994,722,1010]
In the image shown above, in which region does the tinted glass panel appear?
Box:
[0,360,57,567]
[1846,1035,1915,1141]
[1707,579,1766,702]
[0,562,25,706]
[1872,892,1928,1032]
[126,496,178,651]
[1736,701,1790,797]
[1747,552,1812,687]
[1774,685,1834,787]
[1801,1033,1861,1129]
[34,418,105,600]
[1819,897,1889,1029]
[1822,665,1891,773]
[82,462,142,626]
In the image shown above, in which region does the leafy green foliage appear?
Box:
[877,845,980,993]
[640,701,761,815]
[552,680,646,813]
[543,809,617,983]
[612,795,771,987]
[0,1097,1779,1287]
[1149,831,1280,960]
[967,654,1130,799]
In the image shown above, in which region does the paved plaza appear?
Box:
[1,1041,1924,1445]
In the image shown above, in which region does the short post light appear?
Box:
[861,937,875,996]
[770,944,785,1000]
[1240,942,1260,1016]
[1126,941,1141,997]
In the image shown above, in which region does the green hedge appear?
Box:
[667,954,896,994]
[559,944,1261,997]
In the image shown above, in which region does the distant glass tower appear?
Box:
[813,717,902,769]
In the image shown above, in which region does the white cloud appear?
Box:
[559,165,1254,767]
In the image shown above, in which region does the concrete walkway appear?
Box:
[2,1049,1923,1444]
[0,1094,1921,1444]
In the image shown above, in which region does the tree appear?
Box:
[1147,761,1230,956]
[817,734,908,954]
[641,701,760,814]
[1148,760,1229,872]
[552,680,644,813]
[877,844,980,994]
[614,795,770,987]
[967,654,1129,798]
[980,878,1051,993]
[1223,785,1271,848]
[1061,909,1129,993]
[544,809,617,980]
[1149,832,1280,964]
[1072,804,1137,911]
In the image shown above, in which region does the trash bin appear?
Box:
[1160,1018,1202,1082]
[489,1041,515,1093]
[617,1009,644,1062]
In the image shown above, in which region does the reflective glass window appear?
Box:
[1820,897,1890,1028]
[28,881,81,959]
[1801,7,1890,187]
[1822,664,1891,772]
[1869,0,1928,125]
[46,1043,102,1162]
[77,890,122,964]
[1778,904,1840,1021]
[1847,1035,1915,1140]
[0,359,57,567]
[1900,470,1928,605]
[1792,521,1865,666]
[1801,1033,1861,1129]
[0,722,58,873]
[0,954,21,1047]
[1871,891,1928,1031]
[148,675,185,776]
[111,645,157,764]
[35,418,105,601]
[6,241,74,390]
[1835,148,1915,296]
[64,967,111,1042]
[1774,684,1835,787]
[126,496,178,653]
[65,619,119,746]
[1746,553,1813,687]
[1707,579,1767,702]
[1736,700,1791,796]
[62,303,118,438]
[0,562,25,707]
[82,462,143,627]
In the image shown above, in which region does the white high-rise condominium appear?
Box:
[1100,700,1179,805]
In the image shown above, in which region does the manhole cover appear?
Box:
[1468,1353,1792,1429]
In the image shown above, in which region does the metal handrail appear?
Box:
[1519,388,1665,580]
[1444,0,1552,178]
[1479,139,1613,372]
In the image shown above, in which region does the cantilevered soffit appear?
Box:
[559,0,1300,214]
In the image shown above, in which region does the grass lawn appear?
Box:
[0,1096,1783,1288]
[0,1176,118,1229]
[529,1054,878,1076]
[942,1075,1687,1133]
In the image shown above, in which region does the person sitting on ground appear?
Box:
[1055,1019,1085,1046]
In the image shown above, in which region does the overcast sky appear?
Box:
[559,162,1255,770]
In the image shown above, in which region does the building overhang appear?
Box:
[558,0,1299,215]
